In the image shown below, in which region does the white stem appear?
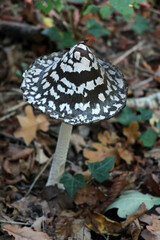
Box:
[46,122,73,187]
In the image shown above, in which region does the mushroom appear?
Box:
[21,41,127,187]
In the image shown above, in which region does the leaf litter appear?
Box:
[0,1,160,239]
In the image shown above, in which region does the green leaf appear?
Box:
[58,31,77,49]
[38,0,53,14]
[105,190,160,218]
[131,14,152,34]
[60,173,86,197]
[86,19,110,38]
[99,5,114,19]
[156,120,160,130]
[137,108,153,121]
[88,157,114,183]
[140,129,158,147]
[109,0,133,19]
[53,0,64,12]
[83,5,99,15]
[117,106,137,125]
[42,27,60,41]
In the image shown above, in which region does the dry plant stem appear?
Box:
[46,122,73,187]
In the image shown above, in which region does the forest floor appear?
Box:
[0,1,160,240]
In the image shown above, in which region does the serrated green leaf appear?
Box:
[83,5,99,15]
[105,190,160,218]
[140,128,158,147]
[99,5,114,19]
[137,108,153,121]
[156,120,160,130]
[117,106,137,125]
[88,157,114,183]
[86,19,110,38]
[132,14,152,34]
[60,173,86,197]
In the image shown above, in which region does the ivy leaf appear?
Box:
[132,14,152,34]
[83,5,99,15]
[156,120,160,130]
[88,157,114,183]
[86,19,110,38]
[60,173,86,197]
[137,108,153,121]
[117,106,136,125]
[37,0,53,14]
[105,190,160,218]
[42,27,60,41]
[58,31,77,49]
[139,129,158,147]
[99,5,114,19]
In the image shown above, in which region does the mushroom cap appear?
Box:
[21,42,127,125]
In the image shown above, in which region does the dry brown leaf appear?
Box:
[95,177,127,212]
[35,142,48,164]
[128,219,141,240]
[98,130,119,145]
[14,105,49,145]
[122,203,147,228]
[74,185,106,206]
[70,133,86,153]
[3,224,51,240]
[85,210,122,236]
[147,215,160,232]
[123,121,141,145]
[6,146,34,160]
[84,143,119,163]
[116,143,133,164]
[32,216,46,232]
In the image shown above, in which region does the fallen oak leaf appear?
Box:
[116,142,133,165]
[14,105,49,145]
[123,121,141,145]
[3,224,51,240]
[98,130,120,145]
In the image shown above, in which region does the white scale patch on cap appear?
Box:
[21,42,127,125]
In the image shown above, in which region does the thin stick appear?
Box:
[25,157,52,197]
[0,219,29,226]
[113,41,145,65]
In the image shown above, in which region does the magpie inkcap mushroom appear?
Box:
[21,41,127,187]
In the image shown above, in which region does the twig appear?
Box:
[0,112,16,122]
[127,92,160,108]
[25,156,53,197]
[3,101,27,114]
[113,41,145,65]
[0,219,30,226]
[131,77,154,90]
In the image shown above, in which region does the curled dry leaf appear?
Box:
[128,219,141,240]
[74,184,106,206]
[122,203,147,228]
[3,224,51,240]
[123,121,141,145]
[85,210,122,236]
[14,105,49,145]
[6,146,34,161]
[70,133,86,153]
